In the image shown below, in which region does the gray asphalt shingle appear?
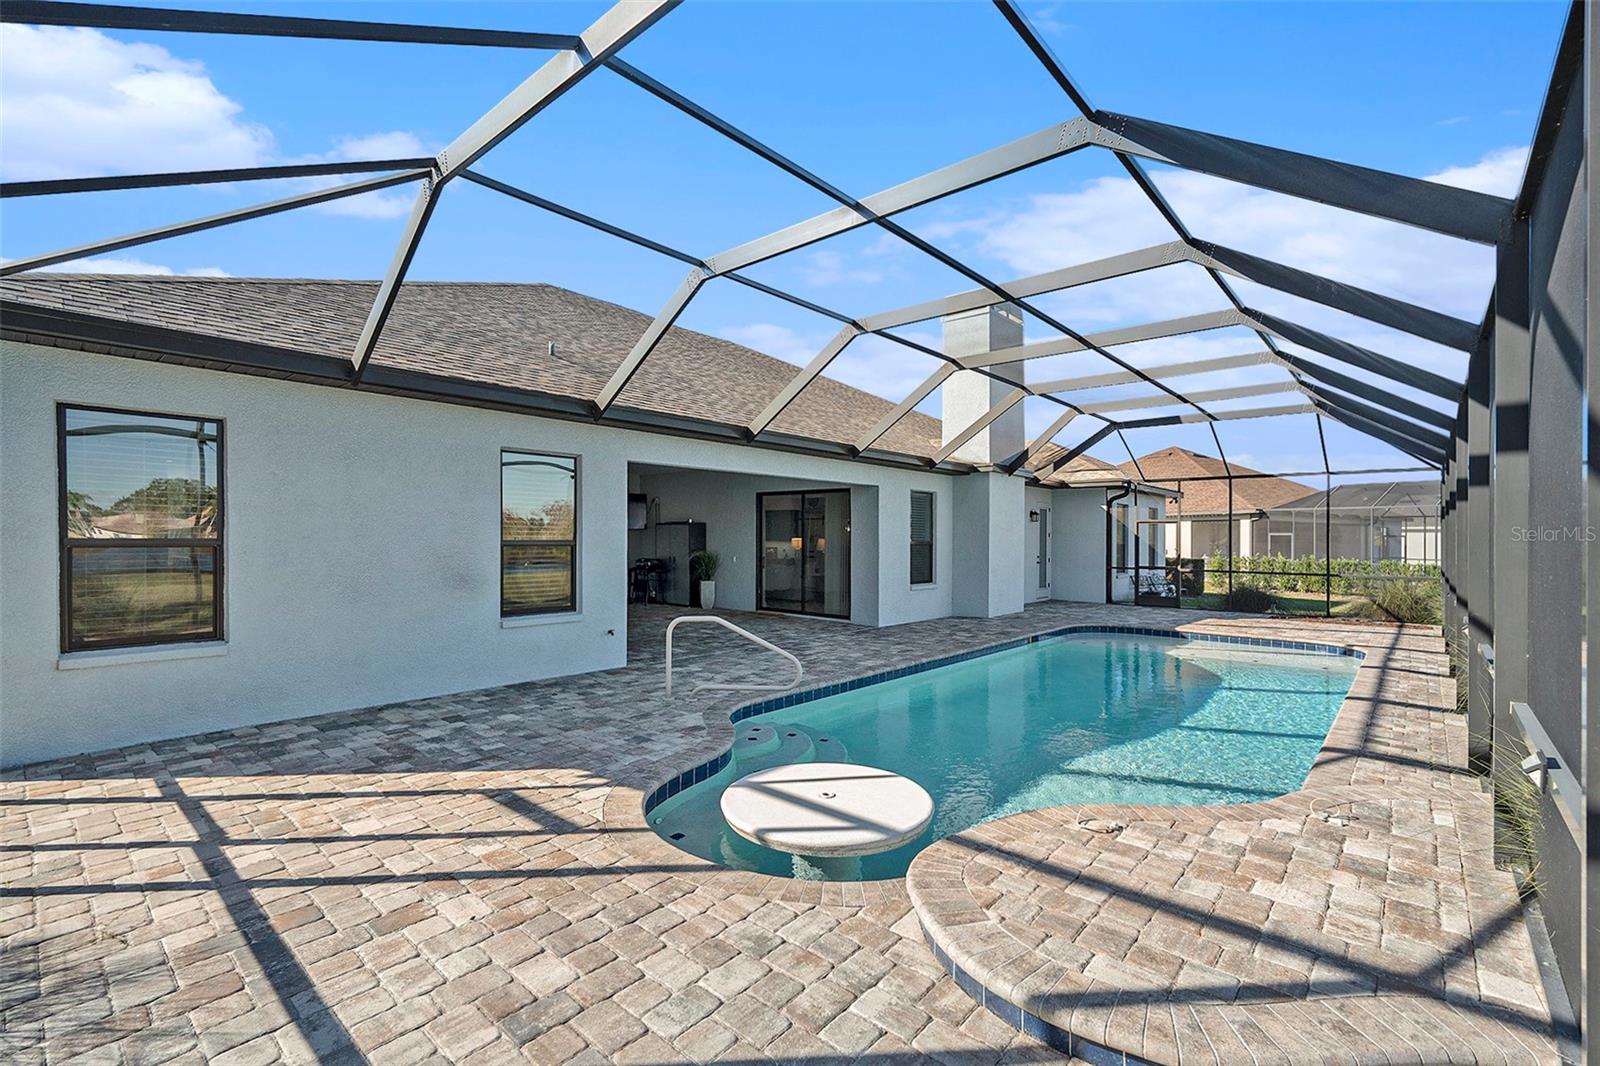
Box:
[0,275,944,459]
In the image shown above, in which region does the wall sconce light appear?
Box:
[816,537,826,551]
[1029,510,1040,523]
[790,537,803,550]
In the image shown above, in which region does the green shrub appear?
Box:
[1199,553,1440,596]
[1368,578,1443,625]
[1225,584,1274,613]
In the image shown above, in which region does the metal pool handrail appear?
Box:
[664,615,803,698]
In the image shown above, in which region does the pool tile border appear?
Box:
[921,920,1157,1066]
[642,623,1362,815]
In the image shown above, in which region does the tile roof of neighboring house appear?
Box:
[1118,447,1314,514]
[0,276,943,460]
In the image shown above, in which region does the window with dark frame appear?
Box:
[59,405,223,652]
[910,490,935,586]
[502,451,577,616]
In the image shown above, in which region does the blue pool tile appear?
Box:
[982,989,1021,1029]
[1073,1037,1129,1065]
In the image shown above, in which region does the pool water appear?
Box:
[648,633,1358,881]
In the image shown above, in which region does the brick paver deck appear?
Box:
[906,619,1556,1065]
[1,604,1554,1064]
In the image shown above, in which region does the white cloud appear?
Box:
[295,131,433,219]
[0,26,273,180]
[956,146,1526,326]
[1427,145,1528,195]
[332,131,427,160]
[0,25,430,234]
[5,255,230,276]
[716,322,823,365]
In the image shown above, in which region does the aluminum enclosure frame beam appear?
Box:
[856,237,1477,352]
[0,0,1490,482]
[994,0,1290,409]
[1002,406,1080,474]
[1029,351,1273,394]
[932,388,1028,465]
[0,169,429,277]
[605,60,1211,424]
[439,5,677,184]
[992,0,1456,481]
[457,168,1071,436]
[1277,352,1456,431]
[3,1,584,49]
[594,267,710,412]
[1089,112,1512,245]
[702,118,1097,276]
[1301,383,1453,454]
[351,0,679,381]
[1,159,436,199]
[0,299,980,477]
[1076,380,1297,414]
[957,304,1462,402]
[1032,403,1317,477]
[1311,400,1446,466]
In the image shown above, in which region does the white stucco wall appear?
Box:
[950,473,1025,618]
[1050,486,1110,603]
[1022,485,1056,602]
[0,341,960,766]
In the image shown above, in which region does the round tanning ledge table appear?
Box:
[719,762,934,858]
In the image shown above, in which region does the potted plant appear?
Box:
[689,549,720,610]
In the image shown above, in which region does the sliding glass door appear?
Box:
[758,490,850,618]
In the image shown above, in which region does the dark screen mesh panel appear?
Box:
[1525,76,1585,778]
[910,490,934,585]
[1519,71,1585,1015]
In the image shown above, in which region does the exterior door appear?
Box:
[1033,507,1052,601]
[758,490,850,618]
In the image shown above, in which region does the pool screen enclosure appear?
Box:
[0,0,1594,1039]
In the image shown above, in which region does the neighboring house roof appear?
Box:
[1030,446,1177,495]
[1269,480,1441,516]
[1031,447,1123,487]
[0,276,943,460]
[1118,447,1313,515]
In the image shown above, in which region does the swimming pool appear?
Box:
[647,629,1360,881]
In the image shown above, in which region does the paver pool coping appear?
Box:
[599,615,1557,1064]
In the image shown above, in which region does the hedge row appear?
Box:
[1198,554,1441,595]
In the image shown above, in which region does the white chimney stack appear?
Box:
[940,303,1025,466]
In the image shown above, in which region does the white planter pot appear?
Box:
[699,581,716,610]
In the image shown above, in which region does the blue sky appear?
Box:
[0,1,1569,481]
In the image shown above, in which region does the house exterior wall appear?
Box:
[950,473,1025,618]
[0,340,960,766]
[1049,487,1108,603]
[1022,485,1054,601]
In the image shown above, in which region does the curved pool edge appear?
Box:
[627,622,1366,885]
[899,626,1537,1066]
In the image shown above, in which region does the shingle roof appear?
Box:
[0,275,943,459]
[1118,447,1313,514]
[1030,446,1126,487]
